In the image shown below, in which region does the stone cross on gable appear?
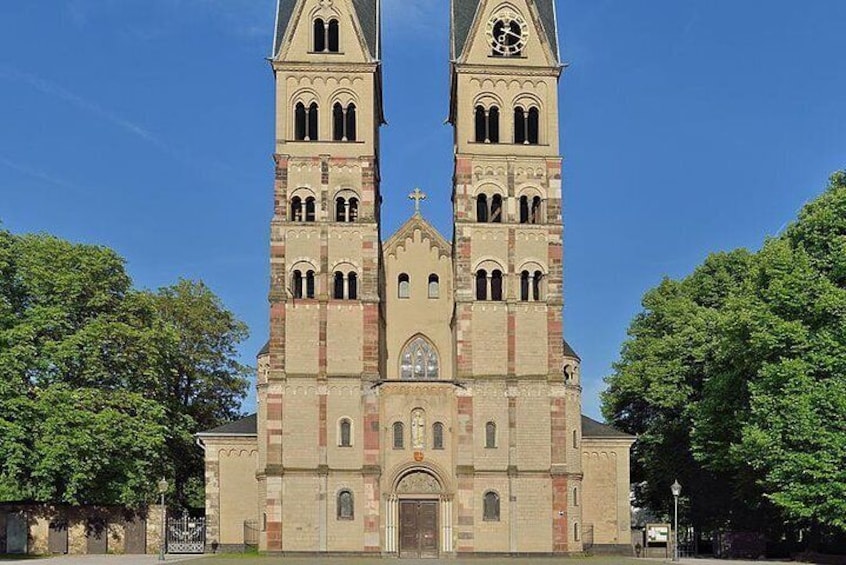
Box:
[408,187,427,214]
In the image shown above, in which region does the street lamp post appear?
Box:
[158,478,168,562]
[671,479,682,562]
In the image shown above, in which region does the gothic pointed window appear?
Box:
[475,106,486,143]
[485,421,497,448]
[488,106,500,143]
[348,272,358,300]
[514,107,527,144]
[476,269,488,301]
[305,196,316,222]
[490,194,503,223]
[327,19,340,52]
[432,422,444,450]
[333,272,344,299]
[400,336,439,380]
[483,491,500,521]
[476,194,489,223]
[313,18,326,52]
[292,270,304,299]
[307,102,319,141]
[528,107,540,144]
[393,422,404,449]
[306,270,316,299]
[333,103,344,141]
[520,270,530,302]
[339,419,352,447]
[491,270,503,301]
[291,196,303,221]
[337,490,354,520]
[295,103,307,141]
[398,273,410,299]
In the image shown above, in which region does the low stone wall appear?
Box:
[0,503,164,555]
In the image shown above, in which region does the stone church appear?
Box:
[198,0,635,556]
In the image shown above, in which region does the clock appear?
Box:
[486,11,529,57]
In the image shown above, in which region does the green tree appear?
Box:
[0,231,250,508]
[603,171,846,540]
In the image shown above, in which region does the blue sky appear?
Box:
[1,1,844,418]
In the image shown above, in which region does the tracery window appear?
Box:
[400,336,439,380]
[337,490,354,520]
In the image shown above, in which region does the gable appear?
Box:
[273,0,380,61]
[384,215,452,260]
[452,0,559,63]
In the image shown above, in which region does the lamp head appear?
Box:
[158,478,169,494]
[671,479,681,497]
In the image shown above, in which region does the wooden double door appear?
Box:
[399,500,439,558]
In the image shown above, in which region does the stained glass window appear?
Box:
[400,337,439,380]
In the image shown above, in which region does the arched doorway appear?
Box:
[386,468,453,557]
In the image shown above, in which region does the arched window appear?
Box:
[573,487,579,506]
[295,103,307,141]
[398,273,410,299]
[292,270,304,299]
[527,107,540,144]
[474,106,486,143]
[349,197,358,222]
[348,272,358,300]
[485,421,496,448]
[520,270,530,302]
[333,272,344,299]
[313,18,326,52]
[533,271,543,301]
[531,196,542,224]
[488,106,500,143]
[308,102,319,141]
[519,195,529,224]
[574,523,580,541]
[346,103,356,141]
[491,270,503,301]
[490,194,503,223]
[306,270,315,299]
[475,270,488,301]
[514,107,526,144]
[337,490,354,520]
[327,19,340,52]
[573,429,578,448]
[333,102,344,141]
[291,196,303,221]
[393,422,404,449]
[432,422,444,450]
[476,194,489,223]
[305,196,316,222]
[428,274,439,299]
[400,336,439,380]
[483,491,500,521]
[339,419,352,447]
[335,197,346,222]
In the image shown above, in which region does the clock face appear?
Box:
[486,12,529,57]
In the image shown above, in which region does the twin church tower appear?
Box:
[198,0,634,556]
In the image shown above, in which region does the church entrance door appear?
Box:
[399,500,438,558]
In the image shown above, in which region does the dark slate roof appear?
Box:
[581,415,635,440]
[198,414,257,436]
[258,340,270,357]
[451,0,559,61]
[274,0,379,59]
[563,339,580,361]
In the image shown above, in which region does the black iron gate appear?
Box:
[166,513,205,554]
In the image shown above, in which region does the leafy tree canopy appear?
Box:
[603,172,846,537]
[0,231,250,508]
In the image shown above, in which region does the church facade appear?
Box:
[198,0,635,556]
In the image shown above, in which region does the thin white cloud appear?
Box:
[0,157,84,193]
